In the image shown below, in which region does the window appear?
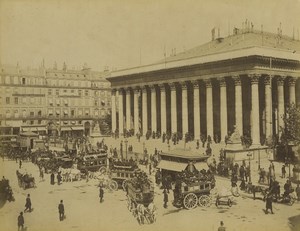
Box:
[6,97,10,104]
[78,120,82,125]
[14,97,18,104]
[30,111,34,116]
[30,121,34,125]
[94,100,98,106]
[71,110,75,117]
[71,89,74,93]
[63,89,67,93]
[38,120,42,124]
[37,110,42,116]
[48,89,52,95]
[85,90,88,96]
[56,89,59,95]
[21,78,26,85]
[78,90,82,96]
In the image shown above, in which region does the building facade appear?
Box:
[0,64,111,138]
[107,28,300,146]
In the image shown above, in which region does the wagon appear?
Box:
[16,170,36,190]
[77,151,108,173]
[173,180,214,209]
[126,171,156,224]
[0,178,14,202]
[110,161,139,190]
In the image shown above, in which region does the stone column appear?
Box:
[233,75,243,135]
[219,77,228,142]
[264,76,272,139]
[170,83,177,134]
[288,77,296,104]
[277,76,285,134]
[205,79,213,138]
[111,89,117,133]
[133,87,140,135]
[150,85,157,133]
[250,74,260,145]
[159,84,167,134]
[118,88,124,136]
[126,88,131,130]
[192,81,200,140]
[142,86,148,136]
[181,82,188,136]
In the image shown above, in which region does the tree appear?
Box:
[281,103,300,145]
[279,103,300,162]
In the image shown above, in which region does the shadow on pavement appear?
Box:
[0,199,6,209]
[288,215,300,231]
[162,208,181,216]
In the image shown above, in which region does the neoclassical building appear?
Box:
[107,28,300,145]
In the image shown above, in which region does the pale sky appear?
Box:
[1,0,300,72]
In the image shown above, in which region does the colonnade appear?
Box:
[111,74,297,144]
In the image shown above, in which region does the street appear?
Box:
[1,138,299,231]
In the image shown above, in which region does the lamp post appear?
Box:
[288,157,291,179]
[120,140,123,161]
[247,152,252,183]
[125,139,128,160]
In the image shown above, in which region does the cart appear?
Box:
[173,179,213,209]
[126,171,156,224]
[16,170,36,190]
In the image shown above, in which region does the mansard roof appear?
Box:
[157,30,300,64]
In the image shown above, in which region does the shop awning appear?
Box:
[71,126,84,131]
[194,162,209,171]
[157,160,187,172]
[61,127,72,131]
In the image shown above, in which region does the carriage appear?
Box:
[16,170,36,190]
[110,160,139,190]
[0,178,14,202]
[126,171,156,224]
[173,177,214,209]
[77,150,108,173]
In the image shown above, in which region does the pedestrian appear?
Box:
[24,194,32,213]
[265,193,274,214]
[50,172,55,185]
[218,221,226,231]
[40,167,44,181]
[163,189,168,208]
[58,200,65,221]
[281,165,286,178]
[18,212,24,231]
[57,172,62,185]
[149,163,152,175]
[99,186,104,203]
[19,160,22,169]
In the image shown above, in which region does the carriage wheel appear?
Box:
[198,195,212,207]
[183,193,198,210]
[99,167,107,175]
[122,180,129,191]
[109,180,118,191]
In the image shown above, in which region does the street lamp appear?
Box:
[288,157,291,178]
[125,139,128,160]
[247,152,252,183]
[120,140,123,161]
